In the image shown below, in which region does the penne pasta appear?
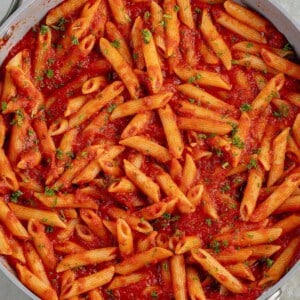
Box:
[201,9,232,70]
[192,248,246,294]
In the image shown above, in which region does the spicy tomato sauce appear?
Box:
[0,0,300,300]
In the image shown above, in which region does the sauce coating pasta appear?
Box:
[0,0,299,299]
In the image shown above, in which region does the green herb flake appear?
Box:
[10,109,24,126]
[205,218,212,226]
[174,5,180,12]
[144,11,151,19]
[141,29,151,44]
[273,104,289,119]
[71,35,79,45]
[56,149,64,160]
[282,43,293,51]
[247,158,257,170]
[1,102,7,112]
[246,42,254,48]
[45,69,54,79]
[51,17,67,31]
[198,133,207,139]
[151,291,158,298]
[210,240,221,253]
[45,225,54,233]
[232,135,244,149]
[266,258,274,267]
[240,103,252,112]
[110,39,120,49]
[107,103,117,113]
[28,129,34,136]
[222,161,230,169]
[40,25,49,35]
[195,8,201,13]
[10,190,23,203]
[220,182,230,193]
[45,187,56,196]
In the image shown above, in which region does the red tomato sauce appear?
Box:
[0,1,299,300]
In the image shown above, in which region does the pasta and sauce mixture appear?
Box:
[0,0,299,299]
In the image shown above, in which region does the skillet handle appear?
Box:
[266,289,281,300]
[0,0,21,26]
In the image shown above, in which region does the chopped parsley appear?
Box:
[110,39,120,49]
[40,25,49,35]
[56,149,64,160]
[45,69,54,79]
[188,73,202,83]
[10,109,24,126]
[174,5,180,12]
[71,35,79,45]
[232,135,244,149]
[144,11,151,19]
[51,17,67,31]
[28,129,34,136]
[205,218,212,226]
[10,190,23,203]
[141,29,151,44]
[151,291,158,298]
[247,158,257,170]
[45,187,56,196]
[266,258,274,267]
[222,161,230,169]
[107,103,117,113]
[220,182,230,193]
[282,43,293,51]
[162,213,180,222]
[1,102,7,112]
[210,240,221,253]
[273,104,289,118]
[246,42,254,48]
[198,133,207,139]
[45,225,54,233]
[240,103,252,112]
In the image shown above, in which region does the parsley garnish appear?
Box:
[266,258,274,267]
[205,218,212,226]
[210,240,221,253]
[144,11,151,19]
[151,291,158,298]
[282,43,293,51]
[142,29,151,44]
[232,135,244,149]
[71,35,79,45]
[107,103,117,113]
[110,39,120,49]
[247,158,257,170]
[246,42,254,48]
[174,5,180,12]
[56,149,64,160]
[240,103,252,112]
[40,25,49,35]
[220,182,230,193]
[45,69,54,79]
[45,225,54,233]
[45,187,56,196]
[10,109,24,126]
[188,73,202,83]
[10,190,23,203]
[51,17,67,31]
[273,104,289,119]
[1,102,7,112]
